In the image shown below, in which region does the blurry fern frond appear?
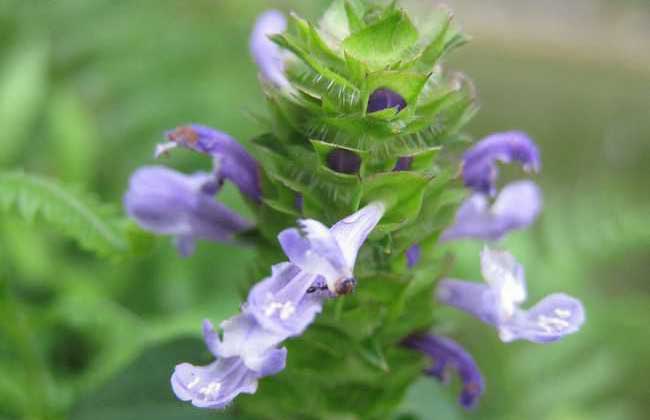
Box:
[0,171,128,257]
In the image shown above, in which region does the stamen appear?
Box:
[537,315,570,333]
[554,308,571,318]
[199,382,222,399]
[167,125,200,144]
[154,141,178,158]
[187,376,201,389]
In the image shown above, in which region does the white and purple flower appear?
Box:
[124,166,252,256]
[437,247,585,343]
[171,202,385,409]
[158,124,262,203]
[442,131,543,243]
[462,131,540,197]
[278,202,385,295]
[441,180,542,242]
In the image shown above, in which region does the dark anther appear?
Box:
[367,87,407,113]
[334,277,356,296]
[166,125,199,144]
[326,148,362,174]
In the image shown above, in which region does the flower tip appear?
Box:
[154,141,178,158]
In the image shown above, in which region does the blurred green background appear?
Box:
[0,1,648,419]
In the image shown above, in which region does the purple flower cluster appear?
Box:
[441,131,542,242]
[171,202,385,408]
[437,131,584,343]
[405,131,584,409]
[122,8,587,414]
[438,247,585,343]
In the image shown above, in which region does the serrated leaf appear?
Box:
[344,1,365,33]
[342,10,418,70]
[412,7,469,68]
[272,33,355,91]
[0,171,128,256]
[391,171,464,253]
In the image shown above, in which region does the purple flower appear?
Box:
[326,148,362,174]
[403,334,484,409]
[367,88,407,113]
[278,202,385,295]
[246,263,324,337]
[171,203,386,409]
[171,320,286,409]
[437,247,585,343]
[250,10,288,88]
[462,131,540,196]
[156,124,261,203]
[406,244,421,268]
[124,166,252,256]
[393,156,413,171]
[441,180,542,242]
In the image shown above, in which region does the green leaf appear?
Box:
[47,88,99,182]
[0,171,128,256]
[0,42,48,164]
[342,10,418,70]
[361,172,430,231]
[272,33,355,90]
[344,1,365,33]
[391,171,464,254]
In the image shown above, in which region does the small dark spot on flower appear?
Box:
[367,88,406,113]
[326,148,361,174]
[334,277,356,295]
[167,125,199,144]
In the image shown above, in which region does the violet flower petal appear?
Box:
[406,244,421,268]
[161,124,261,202]
[278,202,385,294]
[437,248,585,344]
[480,246,527,321]
[216,313,286,372]
[436,279,500,326]
[247,263,324,337]
[403,334,485,409]
[440,181,542,242]
[462,131,540,196]
[171,357,260,409]
[330,201,385,269]
[124,166,252,255]
[499,293,586,343]
[250,10,288,87]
